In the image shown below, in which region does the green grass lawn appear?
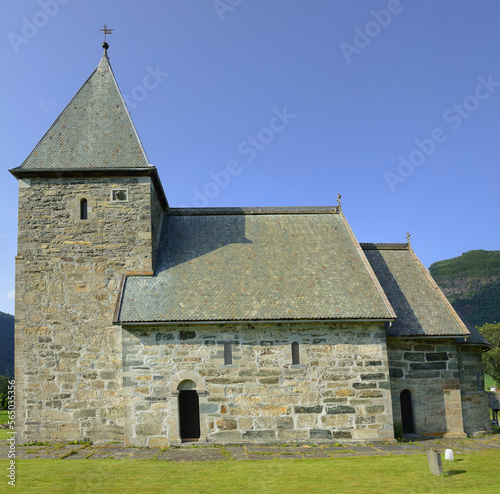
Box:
[0,411,11,440]
[1,450,500,494]
[485,373,498,390]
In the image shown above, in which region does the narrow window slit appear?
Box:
[292,341,300,365]
[80,198,88,220]
[224,343,232,365]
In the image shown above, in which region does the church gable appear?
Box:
[362,243,470,338]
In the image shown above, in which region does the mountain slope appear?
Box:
[429,250,500,327]
[0,312,14,378]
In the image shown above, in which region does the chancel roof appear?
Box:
[117,208,395,323]
[12,49,151,172]
[458,318,490,347]
[362,244,470,338]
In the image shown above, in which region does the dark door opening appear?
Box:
[178,390,200,441]
[400,389,414,434]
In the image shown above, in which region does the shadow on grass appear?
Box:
[445,470,466,476]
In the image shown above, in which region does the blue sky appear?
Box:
[0,0,499,315]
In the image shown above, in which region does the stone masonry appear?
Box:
[458,345,491,434]
[122,322,394,447]
[11,46,492,447]
[15,176,163,444]
[387,338,466,437]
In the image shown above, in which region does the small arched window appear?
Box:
[224,343,232,365]
[80,198,88,220]
[291,342,300,365]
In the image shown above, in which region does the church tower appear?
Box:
[10,44,167,443]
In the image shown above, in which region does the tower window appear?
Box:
[291,342,300,365]
[80,198,88,220]
[111,188,129,202]
[224,343,232,365]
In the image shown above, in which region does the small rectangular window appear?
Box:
[292,342,300,365]
[111,188,129,202]
[224,343,232,365]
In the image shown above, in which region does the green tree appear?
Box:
[478,322,500,386]
[0,375,8,410]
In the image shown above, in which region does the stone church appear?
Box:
[10,45,491,446]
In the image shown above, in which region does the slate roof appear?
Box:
[362,243,470,338]
[11,49,151,172]
[117,208,395,323]
[458,318,490,347]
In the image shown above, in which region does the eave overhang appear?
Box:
[9,166,169,211]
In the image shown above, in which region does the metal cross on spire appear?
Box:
[99,23,113,49]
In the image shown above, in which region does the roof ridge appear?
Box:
[337,211,397,320]
[166,206,340,216]
[360,243,409,250]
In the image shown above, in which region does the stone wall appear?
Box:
[150,181,164,271]
[387,338,465,437]
[15,176,158,444]
[122,322,395,447]
[458,345,491,434]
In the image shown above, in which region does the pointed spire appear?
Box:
[97,46,111,74]
[14,45,151,172]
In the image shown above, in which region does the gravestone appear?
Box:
[489,392,500,425]
[427,449,443,476]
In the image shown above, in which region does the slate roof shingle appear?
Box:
[117,208,395,323]
[362,243,470,338]
[12,50,151,172]
[458,318,490,347]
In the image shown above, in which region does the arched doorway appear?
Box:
[400,389,415,434]
[178,380,200,442]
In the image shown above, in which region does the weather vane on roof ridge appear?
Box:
[99,23,113,49]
